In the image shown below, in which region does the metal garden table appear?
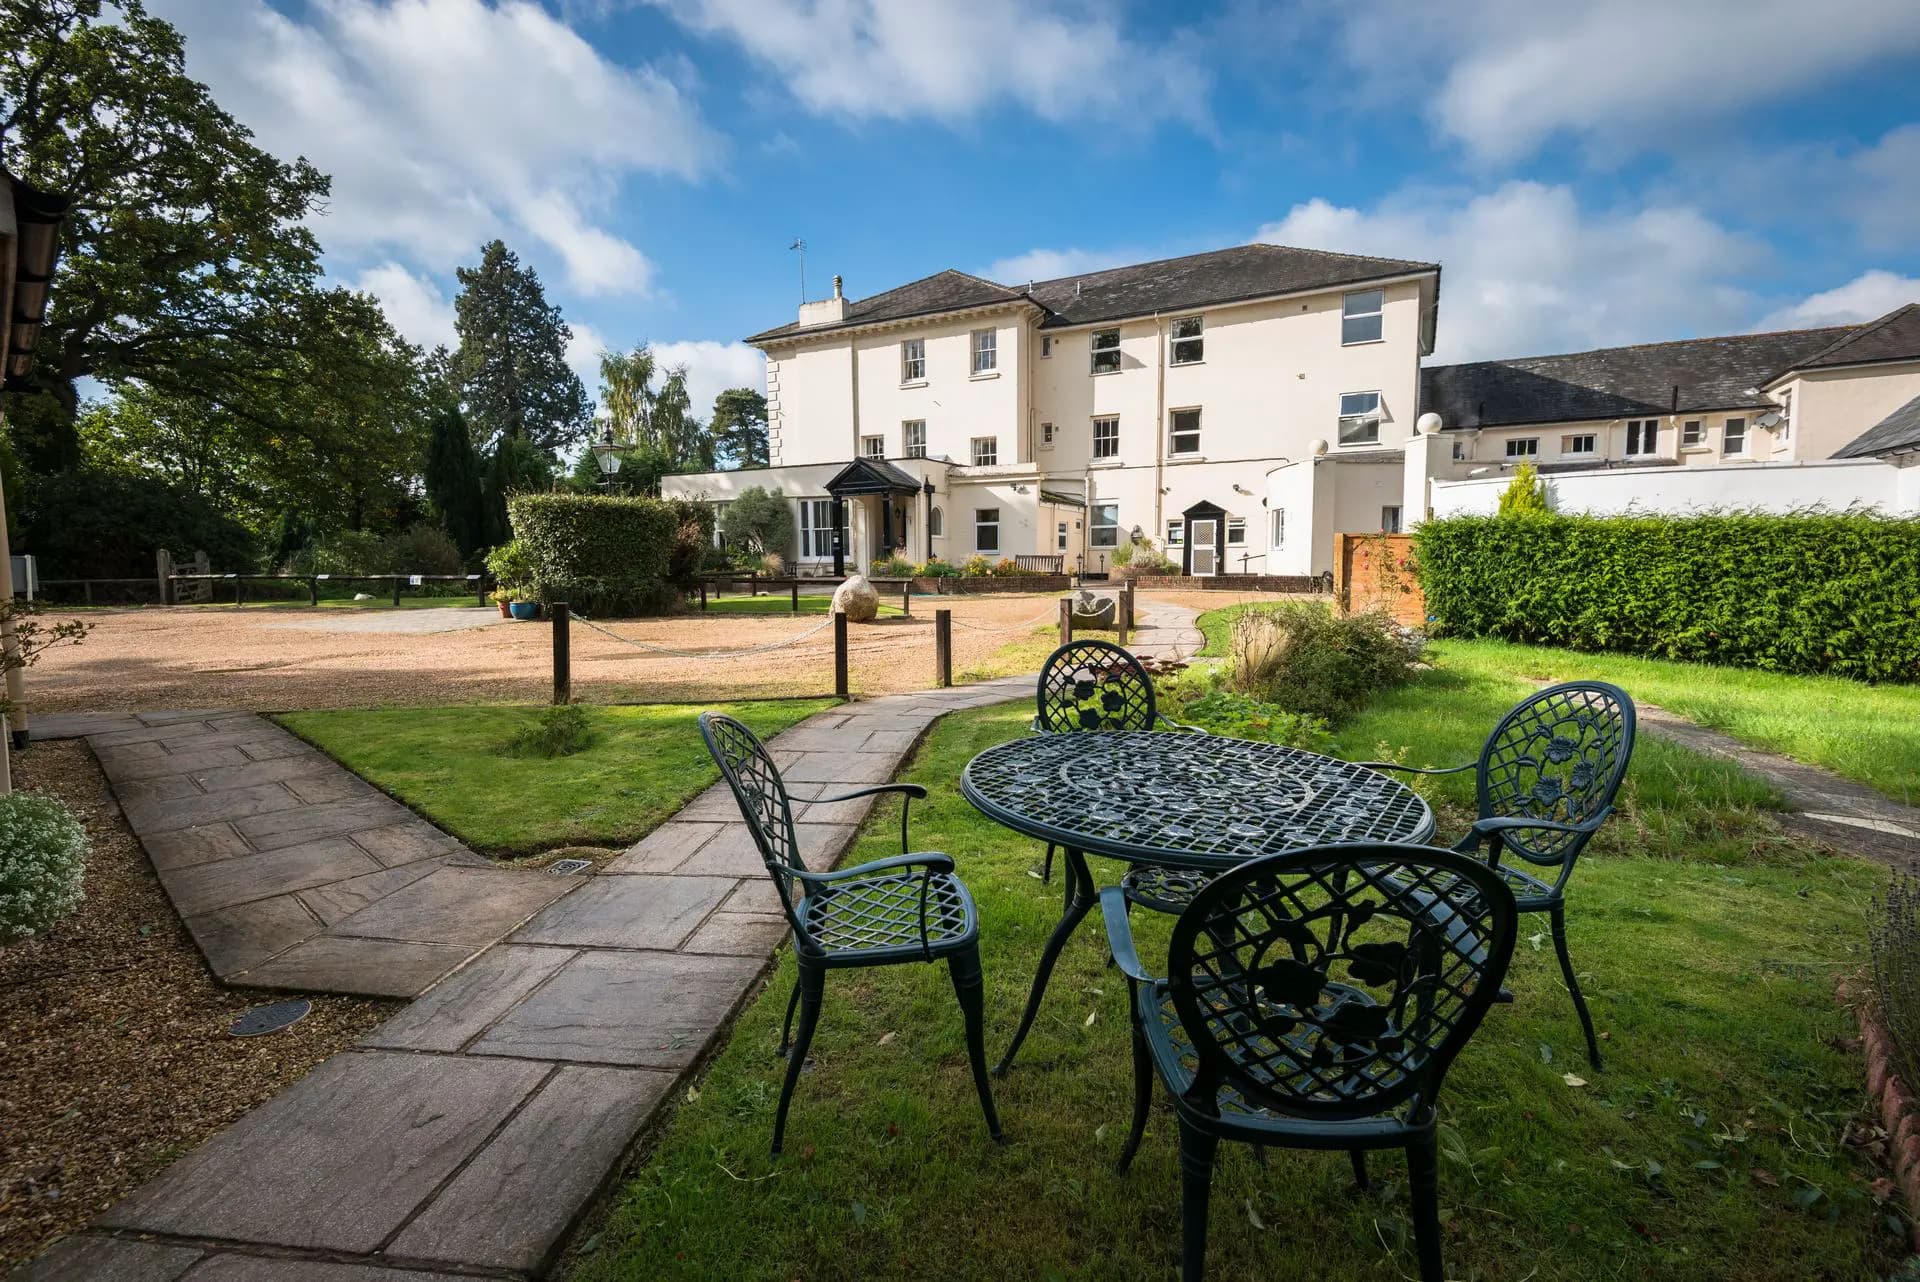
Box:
[961,729,1436,1074]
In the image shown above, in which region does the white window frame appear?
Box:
[1170,316,1204,365]
[1681,419,1704,448]
[1270,509,1286,548]
[974,507,1000,553]
[901,338,925,383]
[1625,419,1659,457]
[860,434,884,459]
[1092,415,1119,460]
[1057,521,1068,553]
[1168,407,1202,456]
[970,436,997,466]
[1166,519,1185,547]
[1039,421,1055,450]
[1722,416,1748,457]
[1226,517,1246,546]
[1040,334,1053,358]
[1090,502,1119,549]
[903,420,926,458]
[798,498,836,560]
[1381,506,1403,534]
[971,328,997,375]
[1505,437,1539,458]
[1562,433,1595,456]
[1777,390,1793,443]
[1341,289,1384,345]
[1090,328,1121,375]
[1337,391,1381,446]
[928,506,943,538]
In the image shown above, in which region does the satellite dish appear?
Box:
[1755,411,1782,428]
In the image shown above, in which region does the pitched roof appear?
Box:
[1834,391,1920,459]
[1771,303,1920,379]
[745,243,1437,345]
[747,269,1027,344]
[1420,326,1855,429]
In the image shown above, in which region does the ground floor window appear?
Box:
[974,508,999,552]
[1270,509,1285,547]
[1226,517,1245,545]
[928,506,943,537]
[711,500,730,547]
[1381,506,1403,534]
[1562,433,1594,455]
[1506,437,1538,458]
[1091,502,1119,548]
[1722,417,1748,456]
[1057,521,1068,552]
[1682,419,1704,447]
[1626,418,1659,456]
[798,498,836,559]
[1166,519,1185,546]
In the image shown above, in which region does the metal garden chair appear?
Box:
[698,712,1003,1155]
[1355,680,1635,1069]
[1103,842,1518,1282]
[1032,639,1203,886]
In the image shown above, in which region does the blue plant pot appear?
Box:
[509,601,540,621]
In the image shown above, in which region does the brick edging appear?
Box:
[1840,976,1920,1253]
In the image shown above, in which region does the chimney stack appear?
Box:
[833,274,843,300]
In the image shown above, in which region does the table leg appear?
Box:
[995,846,1096,1076]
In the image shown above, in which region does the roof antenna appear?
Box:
[789,238,806,302]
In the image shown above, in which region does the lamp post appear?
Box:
[591,427,623,493]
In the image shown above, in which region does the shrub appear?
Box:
[484,540,536,595]
[960,554,993,577]
[872,554,917,577]
[663,498,716,591]
[302,529,387,576]
[1415,511,1920,679]
[1228,602,1424,723]
[1110,540,1135,567]
[1497,462,1551,517]
[1127,544,1178,575]
[505,704,594,758]
[991,557,1028,576]
[1155,667,1330,750]
[917,558,959,578]
[1873,868,1920,1093]
[0,792,89,943]
[720,486,795,557]
[507,492,682,617]
[18,467,257,578]
[381,524,466,576]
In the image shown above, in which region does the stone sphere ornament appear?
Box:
[832,574,880,623]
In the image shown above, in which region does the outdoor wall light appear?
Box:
[591,427,623,490]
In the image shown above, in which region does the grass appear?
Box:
[956,624,1063,684]
[1196,604,1920,807]
[276,700,831,854]
[573,660,1895,1281]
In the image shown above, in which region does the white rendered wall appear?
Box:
[1427,457,1911,518]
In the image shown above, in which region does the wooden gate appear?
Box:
[1334,533,1425,627]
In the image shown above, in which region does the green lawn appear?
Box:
[276,700,831,854]
[1198,605,1920,808]
[574,664,1894,1281]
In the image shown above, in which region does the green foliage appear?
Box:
[506,492,690,617]
[719,487,794,557]
[710,387,769,469]
[291,525,463,577]
[1497,461,1551,517]
[916,558,958,578]
[453,240,592,455]
[1155,668,1331,750]
[1415,512,1920,679]
[960,554,993,577]
[483,540,535,594]
[1112,539,1175,573]
[17,466,257,577]
[0,792,90,944]
[1228,602,1425,723]
[504,703,594,759]
[303,529,386,576]
[424,403,488,557]
[870,554,916,577]
[378,524,465,576]
[663,498,717,591]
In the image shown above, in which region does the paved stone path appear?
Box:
[11,598,1205,1280]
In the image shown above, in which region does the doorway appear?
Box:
[1189,517,1218,576]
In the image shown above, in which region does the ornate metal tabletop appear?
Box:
[961,731,1434,870]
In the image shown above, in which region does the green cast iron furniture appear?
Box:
[1104,842,1518,1282]
[1356,680,1636,1069]
[698,712,1003,1155]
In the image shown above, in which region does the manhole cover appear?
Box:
[229,998,312,1038]
[546,858,593,876]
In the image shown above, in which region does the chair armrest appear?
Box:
[1465,811,1609,840]
[791,852,955,885]
[812,782,929,805]
[1352,760,1475,776]
[1156,714,1208,734]
[1100,886,1158,985]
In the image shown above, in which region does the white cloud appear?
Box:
[347,262,457,350]
[645,0,1207,126]
[979,247,1141,285]
[1258,182,1764,361]
[1756,270,1920,331]
[1332,0,1920,163]
[152,0,717,294]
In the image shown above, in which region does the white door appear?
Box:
[1190,519,1218,576]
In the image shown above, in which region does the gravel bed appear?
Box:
[0,741,394,1270]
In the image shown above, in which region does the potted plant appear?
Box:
[484,541,539,619]
[489,587,513,618]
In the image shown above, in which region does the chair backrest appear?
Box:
[1035,639,1157,733]
[1475,681,1636,868]
[698,713,808,936]
[1167,843,1516,1122]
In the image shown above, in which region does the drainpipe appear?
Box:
[1152,312,1166,543]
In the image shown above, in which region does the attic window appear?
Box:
[1091,329,1121,374]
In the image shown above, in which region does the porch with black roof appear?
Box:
[823,456,931,574]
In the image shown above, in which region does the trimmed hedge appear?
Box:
[1415,512,1920,680]
[506,493,712,617]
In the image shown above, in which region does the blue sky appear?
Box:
[152,0,1920,413]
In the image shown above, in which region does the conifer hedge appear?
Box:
[506,493,712,617]
[1414,512,1920,680]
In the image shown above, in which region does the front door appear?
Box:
[1190,518,1218,576]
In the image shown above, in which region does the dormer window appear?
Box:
[901,338,925,383]
[1341,290,1384,345]
[1091,329,1121,374]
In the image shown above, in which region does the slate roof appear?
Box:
[1834,392,1920,459]
[746,244,1437,345]
[1420,326,1855,429]
[1772,303,1920,379]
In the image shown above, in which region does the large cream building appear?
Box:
[662,247,1920,578]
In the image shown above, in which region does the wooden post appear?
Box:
[157,549,172,606]
[935,609,952,688]
[791,579,799,614]
[309,577,319,606]
[1116,592,1129,648]
[235,576,244,606]
[833,611,849,700]
[901,583,910,616]
[391,575,402,607]
[551,602,571,705]
[1058,597,1073,646]
[1121,583,1135,636]
[699,580,708,610]
[475,575,487,606]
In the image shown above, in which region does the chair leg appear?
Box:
[1042,842,1055,885]
[772,964,824,1156]
[1407,1133,1444,1282]
[1177,1119,1219,1282]
[778,980,802,1057]
[948,944,1005,1143]
[1116,1004,1152,1173]
[1550,904,1603,1070]
[1348,1148,1371,1192]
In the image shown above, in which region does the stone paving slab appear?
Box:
[513,874,734,951]
[229,936,477,997]
[11,1234,204,1281]
[325,865,571,947]
[361,945,577,1054]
